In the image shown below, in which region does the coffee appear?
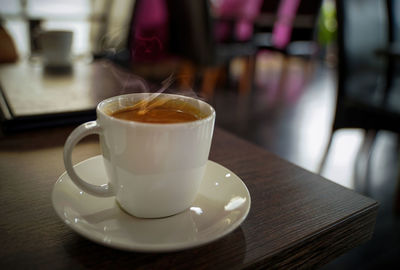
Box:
[110,98,206,124]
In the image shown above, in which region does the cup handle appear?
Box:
[63,121,114,197]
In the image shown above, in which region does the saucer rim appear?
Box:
[52,155,251,252]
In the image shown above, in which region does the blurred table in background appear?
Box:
[0,59,131,132]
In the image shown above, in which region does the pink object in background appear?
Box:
[131,0,169,62]
[214,0,263,42]
[272,0,301,49]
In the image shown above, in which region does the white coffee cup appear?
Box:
[39,30,73,67]
[64,93,215,218]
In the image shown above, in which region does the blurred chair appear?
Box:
[331,0,400,133]
[253,0,322,57]
[166,0,260,97]
[114,0,259,96]
[251,0,322,101]
[319,0,400,208]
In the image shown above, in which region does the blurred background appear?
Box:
[0,0,399,268]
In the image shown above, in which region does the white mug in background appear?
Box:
[63,93,215,218]
[39,30,73,67]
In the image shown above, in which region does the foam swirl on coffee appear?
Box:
[110,97,206,124]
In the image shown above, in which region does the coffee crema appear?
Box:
[109,98,207,124]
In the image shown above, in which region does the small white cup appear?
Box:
[64,93,215,218]
[39,30,73,67]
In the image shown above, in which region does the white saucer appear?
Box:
[52,155,251,252]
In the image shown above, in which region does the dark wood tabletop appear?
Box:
[0,126,378,269]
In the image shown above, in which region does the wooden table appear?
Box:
[0,126,378,269]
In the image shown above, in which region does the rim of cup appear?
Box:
[97,93,216,127]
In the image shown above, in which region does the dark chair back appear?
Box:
[333,0,400,132]
[167,0,215,66]
[254,0,322,54]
